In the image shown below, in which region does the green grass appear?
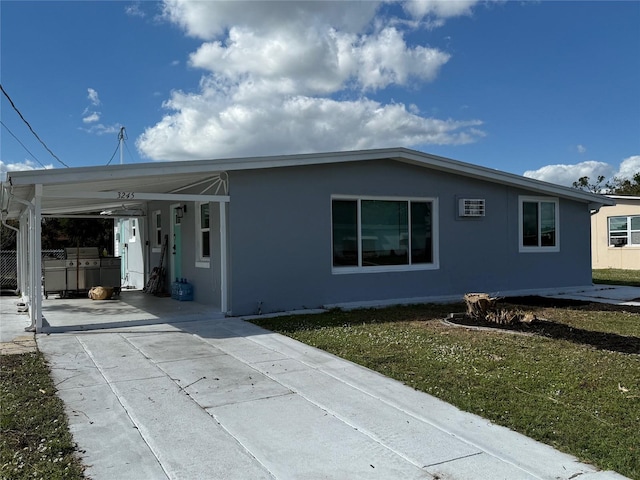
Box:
[593,268,640,287]
[251,303,640,479]
[1,352,86,480]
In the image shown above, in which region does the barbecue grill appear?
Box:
[43,247,121,298]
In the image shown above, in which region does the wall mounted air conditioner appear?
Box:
[458,198,485,217]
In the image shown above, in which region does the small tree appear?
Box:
[572,175,606,193]
[607,172,640,195]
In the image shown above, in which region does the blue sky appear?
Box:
[1,1,639,186]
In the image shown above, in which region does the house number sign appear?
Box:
[117,192,135,199]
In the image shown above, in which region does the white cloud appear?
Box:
[161,0,380,40]
[404,0,479,22]
[523,155,640,188]
[82,112,100,123]
[87,88,100,106]
[138,1,484,160]
[576,144,586,154]
[80,123,121,136]
[523,161,615,186]
[137,91,484,160]
[125,2,145,18]
[616,155,640,180]
[0,160,54,182]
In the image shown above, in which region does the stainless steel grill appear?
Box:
[43,247,121,298]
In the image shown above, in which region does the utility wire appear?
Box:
[0,120,48,169]
[0,83,69,168]
[124,137,138,163]
[105,140,120,166]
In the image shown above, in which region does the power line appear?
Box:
[0,120,48,169]
[0,83,69,168]
[105,140,120,166]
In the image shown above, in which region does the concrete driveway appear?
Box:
[21,295,625,480]
[1,290,632,479]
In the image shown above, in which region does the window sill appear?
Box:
[332,263,439,275]
[195,261,210,269]
[518,246,560,253]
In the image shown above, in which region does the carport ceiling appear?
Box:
[2,171,225,218]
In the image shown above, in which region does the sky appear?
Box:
[1,0,639,187]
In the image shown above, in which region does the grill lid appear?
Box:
[64,247,100,259]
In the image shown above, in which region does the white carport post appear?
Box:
[219,202,228,314]
[18,213,29,297]
[29,185,43,331]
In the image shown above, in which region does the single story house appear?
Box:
[591,195,640,270]
[0,147,614,331]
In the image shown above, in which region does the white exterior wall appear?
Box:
[591,197,640,270]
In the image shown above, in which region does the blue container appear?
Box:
[171,280,193,301]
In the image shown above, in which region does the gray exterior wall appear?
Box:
[227,159,592,316]
[146,199,223,308]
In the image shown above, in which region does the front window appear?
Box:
[152,210,162,249]
[332,196,438,273]
[519,196,559,252]
[197,202,210,261]
[609,215,640,247]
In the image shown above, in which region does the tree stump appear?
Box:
[463,293,498,319]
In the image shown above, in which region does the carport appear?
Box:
[0,161,230,332]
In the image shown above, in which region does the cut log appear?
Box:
[464,293,498,319]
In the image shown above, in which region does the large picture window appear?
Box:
[518,196,559,252]
[332,196,438,273]
[608,215,640,247]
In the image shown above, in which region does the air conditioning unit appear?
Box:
[459,198,485,217]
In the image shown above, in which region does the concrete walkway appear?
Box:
[546,285,640,306]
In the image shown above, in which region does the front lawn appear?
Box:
[0,352,86,480]
[251,301,640,479]
[593,268,640,287]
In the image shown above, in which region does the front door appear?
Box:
[170,204,182,283]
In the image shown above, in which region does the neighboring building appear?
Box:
[0,148,615,330]
[591,195,640,270]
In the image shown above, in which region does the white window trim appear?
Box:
[608,215,640,248]
[152,210,162,253]
[518,196,560,253]
[331,194,439,275]
[195,202,211,268]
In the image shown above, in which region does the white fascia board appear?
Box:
[7,147,616,207]
[607,195,640,201]
[391,149,616,206]
[5,149,389,185]
[41,188,229,203]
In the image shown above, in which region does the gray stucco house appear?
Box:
[1,147,614,330]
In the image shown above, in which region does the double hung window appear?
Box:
[152,211,162,250]
[519,196,559,252]
[608,215,640,247]
[196,202,210,263]
[332,196,438,273]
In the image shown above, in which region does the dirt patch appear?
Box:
[0,335,37,355]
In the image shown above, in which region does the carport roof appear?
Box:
[1,147,614,219]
